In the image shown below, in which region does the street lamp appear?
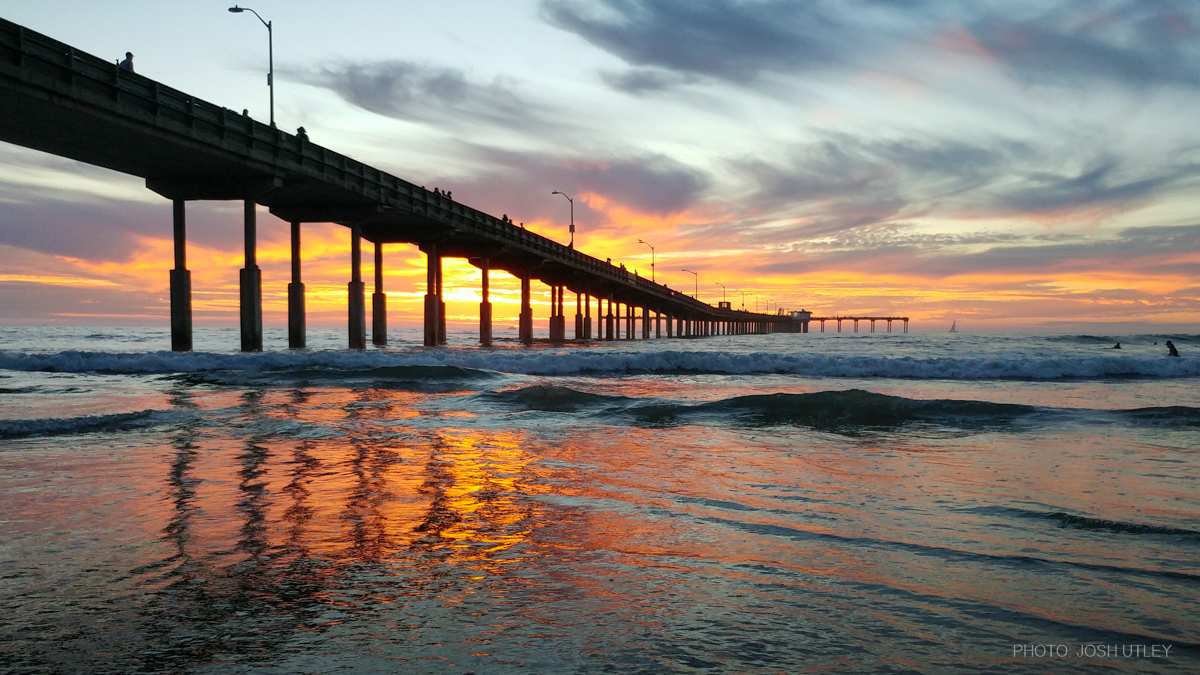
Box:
[716,282,726,304]
[228,5,274,128]
[740,290,746,310]
[637,239,655,282]
[551,190,574,248]
[681,268,698,299]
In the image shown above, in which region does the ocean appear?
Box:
[0,326,1196,673]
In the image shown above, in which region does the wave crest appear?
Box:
[1,349,1197,381]
[0,409,180,440]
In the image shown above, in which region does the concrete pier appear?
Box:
[371,241,386,346]
[169,198,192,352]
[287,220,305,349]
[479,258,492,346]
[347,225,366,350]
[0,19,864,351]
[239,199,263,352]
[423,245,440,347]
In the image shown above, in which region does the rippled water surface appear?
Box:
[1,327,1197,673]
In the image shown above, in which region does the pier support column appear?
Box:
[169,199,193,352]
[582,293,591,339]
[239,199,263,352]
[556,286,566,341]
[596,295,603,340]
[655,311,661,338]
[347,225,366,350]
[287,221,306,349]
[904,319,909,333]
[372,242,387,346]
[642,306,650,339]
[519,275,533,345]
[666,314,673,338]
[605,297,615,340]
[437,254,447,345]
[423,245,441,347]
[479,259,492,346]
[575,290,584,340]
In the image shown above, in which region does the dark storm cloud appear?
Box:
[543,0,1200,93]
[425,144,710,224]
[286,60,557,132]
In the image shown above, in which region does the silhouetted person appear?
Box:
[447,191,452,200]
[118,51,134,72]
[1166,340,1180,357]
[242,108,250,118]
[296,126,308,140]
[1112,342,1121,349]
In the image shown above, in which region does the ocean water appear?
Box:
[0,325,1197,673]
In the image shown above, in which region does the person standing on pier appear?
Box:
[117,51,134,72]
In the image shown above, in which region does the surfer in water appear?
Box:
[1111,342,1121,349]
[1166,340,1180,357]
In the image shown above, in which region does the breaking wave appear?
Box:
[1,349,1198,380]
[484,387,1040,430]
[478,386,1200,431]
[0,409,183,440]
[964,506,1200,539]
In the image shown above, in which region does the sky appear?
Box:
[1,0,1199,333]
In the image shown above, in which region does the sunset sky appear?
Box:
[2,0,1198,332]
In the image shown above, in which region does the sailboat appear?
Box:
[949,320,958,333]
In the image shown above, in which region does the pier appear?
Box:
[0,20,907,349]
[809,316,910,333]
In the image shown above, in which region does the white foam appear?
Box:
[1,349,1197,380]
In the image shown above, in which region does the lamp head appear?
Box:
[228,6,244,12]
[551,190,561,195]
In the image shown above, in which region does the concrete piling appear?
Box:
[169,198,192,352]
[479,258,492,346]
[371,241,387,346]
[347,224,366,350]
[239,199,263,352]
[287,220,305,349]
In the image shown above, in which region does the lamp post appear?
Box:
[740,290,746,310]
[716,282,726,304]
[228,5,274,128]
[681,269,698,299]
[637,239,655,282]
[551,190,574,248]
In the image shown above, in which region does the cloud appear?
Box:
[967,3,1200,89]
[984,157,1192,218]
[285,60,558,132]
[542,0,861,86]
[599,68,699,95]
[426,143,711,224]
[544,0,1200,95]
[719,132,1034,239]
[753,223,1200,279]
